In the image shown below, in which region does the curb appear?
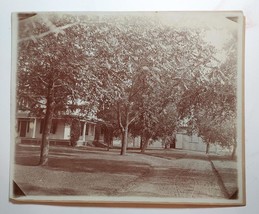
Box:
[207,155,230,199]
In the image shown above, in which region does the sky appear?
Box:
[156,12,240,50]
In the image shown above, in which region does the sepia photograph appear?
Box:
[10,11,245,206]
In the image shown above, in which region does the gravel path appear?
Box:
[115,152,225,198]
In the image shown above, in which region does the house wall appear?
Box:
[50,120,67,140]
[16,119,35,139]
[27,121,34,138]
[176,133,206,151]
[34,119,41,138]
[176,133,218,153]
[87,123,95,142]
[32,119,67,140]
[127,136,141,148]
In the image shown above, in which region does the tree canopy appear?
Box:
[16,12,239,163]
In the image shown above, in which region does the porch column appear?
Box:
[82,122,86,142]
[32,118,37,138]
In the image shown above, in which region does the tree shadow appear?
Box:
[15,146,150,175]
[46,157,150,175]
[15,155,41,166]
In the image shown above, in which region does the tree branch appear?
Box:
[19,19,108,43]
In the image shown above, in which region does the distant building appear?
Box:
[176,128,207,152]
[175,127,227,154]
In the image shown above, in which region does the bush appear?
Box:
[70,119,81,146]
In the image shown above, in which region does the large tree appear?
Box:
[177,30,238,155]
[17,13,236,161]
[93,16,220,155]
[17,14,104,165]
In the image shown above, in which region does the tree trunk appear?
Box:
[39,95,54,165]
[140,135,143,149]
[205,142,210,154]
[117,103,130,156]
[164,136,169,149]
[108,129,113,151]
[106,133,110,151]
[120,123,128,155]
[104,126,113,151]
[141,135,150,153]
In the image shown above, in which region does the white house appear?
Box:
[175,128,229,154]
[16,111,104,146]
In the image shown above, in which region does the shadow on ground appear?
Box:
[15,145,150,175]
[46,157,150,174]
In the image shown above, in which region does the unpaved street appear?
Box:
[13,145,237,199]
[115,152,226,198]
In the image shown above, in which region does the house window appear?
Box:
[19,120,29,137]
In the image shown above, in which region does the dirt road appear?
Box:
[13,145,237,199]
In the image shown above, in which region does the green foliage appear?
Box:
[16,13,238,156]
[92,17,219,153]
[17,14,103,118]
[177,33,238,150]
